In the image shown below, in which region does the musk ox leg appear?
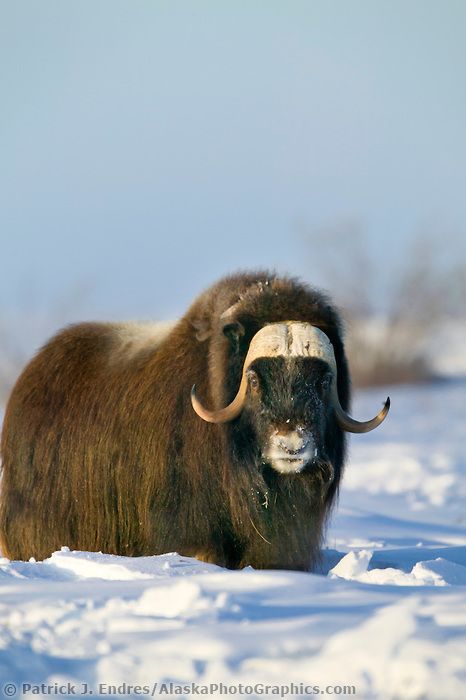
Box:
[238,547,314,572]
[195,550,226,566]
[0,489,54,561]
[180,546,229,567]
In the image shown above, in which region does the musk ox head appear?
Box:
[191,321,389,476]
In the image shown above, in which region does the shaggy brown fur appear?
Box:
[0,271,350,568]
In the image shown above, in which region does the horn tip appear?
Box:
[385,396,390,411]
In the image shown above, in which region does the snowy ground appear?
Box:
[1,380,465,699]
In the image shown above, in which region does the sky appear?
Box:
[1,1,465,333]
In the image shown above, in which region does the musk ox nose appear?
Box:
[272,426,312,455]
[265,426,316,474]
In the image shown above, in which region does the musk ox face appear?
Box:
[191,320,390,447]
[243,356,334,475]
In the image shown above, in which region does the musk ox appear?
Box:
[0,271,389,569]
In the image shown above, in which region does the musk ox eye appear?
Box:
[320,374,332,390]
[247,370,260,391]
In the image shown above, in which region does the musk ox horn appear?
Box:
[191,322,390,432]
[332,388,390,433]
[190,379,248,423]
[286,323,390,433]
[190,323,287,423]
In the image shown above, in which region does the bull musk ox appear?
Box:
[0,271,389,569]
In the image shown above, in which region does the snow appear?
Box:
[0,380,465,699]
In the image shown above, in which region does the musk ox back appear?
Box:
[0,271,389,569]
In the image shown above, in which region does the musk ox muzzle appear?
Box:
[191,322,390,433]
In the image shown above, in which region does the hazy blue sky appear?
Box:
[1,1,465,327]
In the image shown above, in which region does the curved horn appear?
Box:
[191,323,290,424]
[332,384,390,433]
[290,324,390,434]
[191,377,248,423]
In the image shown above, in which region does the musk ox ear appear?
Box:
[222,321,245,353]
[191,318,211,342]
